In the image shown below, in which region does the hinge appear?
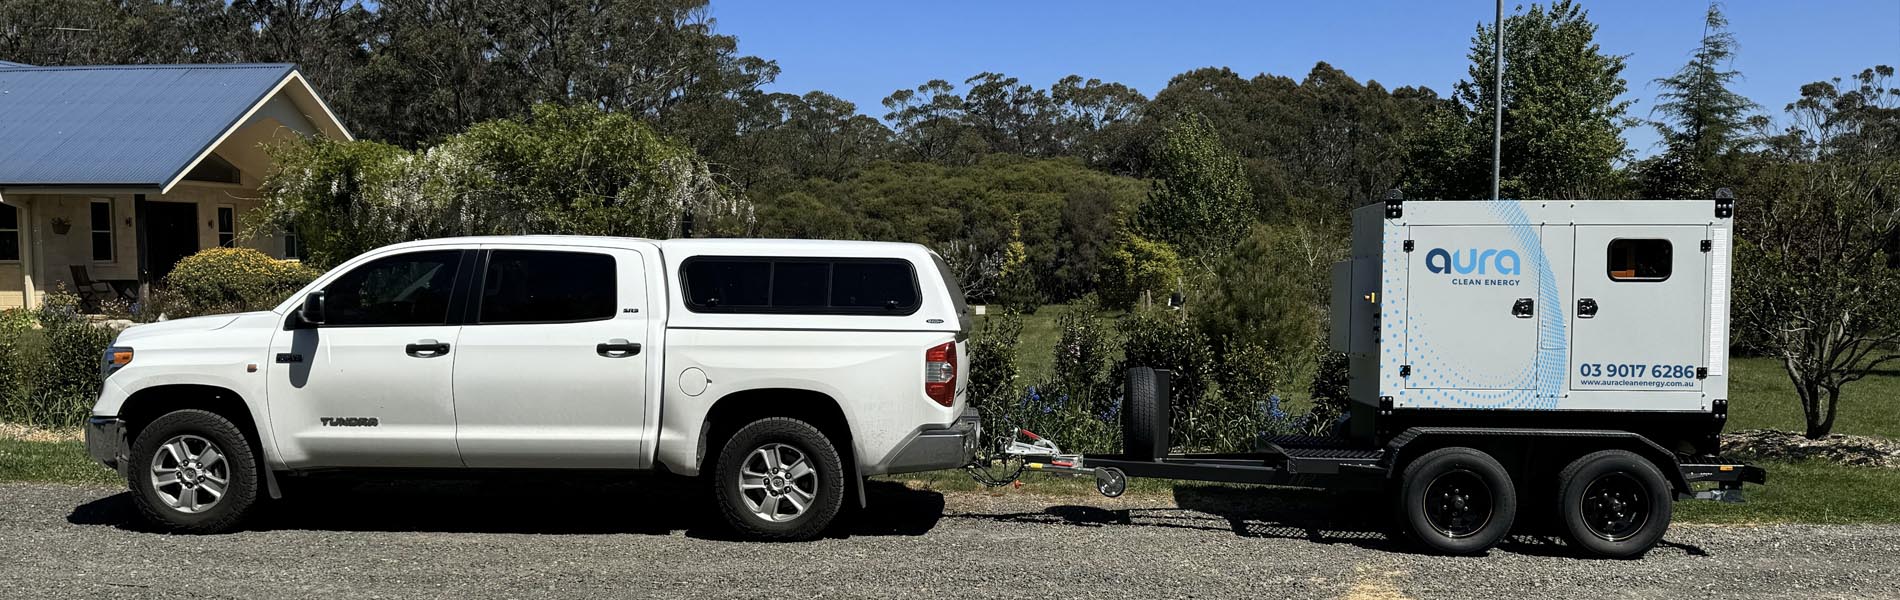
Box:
[1378,395,1394,417]
[1399,365,1411,378]
[1383,189,1404,219]
[1711,398,1727,421]
[1714,188,1734,219]
[1696,367,1708,379]
[1403,240,1414,252]
[1700,239,1712,252]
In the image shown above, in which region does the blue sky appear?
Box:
[711,1,1900,158]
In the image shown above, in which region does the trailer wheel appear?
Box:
[1398,447,1517,555]
[1557,450,1672,559]
[1121,367,1169,460]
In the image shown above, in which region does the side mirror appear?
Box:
[297,291,326,328]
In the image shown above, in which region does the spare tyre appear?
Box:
[1121,367,1170,460]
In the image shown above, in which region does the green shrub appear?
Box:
[1303,351,1352,435]
[0,309,35,415]
[161,247,322,318]
[1195,224,1329,378]
[1114,307,1217,446]
[967,312,1024,447]
[0,291,115,427]
[1010,305,1124,453]
[1098,233,1182,310]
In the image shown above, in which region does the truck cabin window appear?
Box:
[683,257,920,315]
[477,250,617,324]
[1607,239,1671,282]
[321,250,462,326]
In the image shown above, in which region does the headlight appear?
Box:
[100,346,134,378]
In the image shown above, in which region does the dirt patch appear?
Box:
[1722,429,1900,469]
[0,423,83,443]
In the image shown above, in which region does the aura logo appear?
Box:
[1425,248,1521,275]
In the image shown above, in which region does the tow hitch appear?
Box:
[966,429,1128,497]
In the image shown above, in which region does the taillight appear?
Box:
[924,341,957,407]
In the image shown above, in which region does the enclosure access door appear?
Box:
[1569,226,1707,399]
[1405,225,1542,391]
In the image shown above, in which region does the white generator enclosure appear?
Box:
[1331,198,1734,438]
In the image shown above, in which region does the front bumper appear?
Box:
[84,416,128,474]
[882,408,983,475]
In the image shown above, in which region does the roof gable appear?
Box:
[0,63,339,189]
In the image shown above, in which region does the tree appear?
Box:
[1734,66,1900,438]
[1639,2,1761,198]
[1136,113,1253,258]
[260,103,750,267]
[1421,0,1634,199]
[1194,224,1334,373]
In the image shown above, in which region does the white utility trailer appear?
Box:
[984,192,1762,558]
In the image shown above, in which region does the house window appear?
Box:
[217,205,236,248]
[0,203,18,262]
[90,200,114,262]
[1608,239,1672,282]
[284,230,303,260]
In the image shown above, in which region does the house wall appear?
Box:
[0,265,21,310]
[17,188,279,306]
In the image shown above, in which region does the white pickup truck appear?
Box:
[85,236,980,540]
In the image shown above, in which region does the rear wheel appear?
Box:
[712,417,845,541]
[1557,450,1672,558]
[1397,447,1517,555]
[127,409,260,534]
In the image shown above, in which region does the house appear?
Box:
[0,62,351,310]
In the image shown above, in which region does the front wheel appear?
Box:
[711,417,846,541]
[1557,450,1673,558]
[127,409,261,534]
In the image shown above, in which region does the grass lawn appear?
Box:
[1727,356,1900,437]
[0,438,120,486]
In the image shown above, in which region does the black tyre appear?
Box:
[1557,450,1673,559]
[1121,367,1169,460]
[127,409,261,534]
[712,417,846,541]
[1398,447,1517,555]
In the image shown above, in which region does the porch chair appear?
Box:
[70,265,117,311]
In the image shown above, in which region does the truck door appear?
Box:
[266,249,469,468]
[451,246,651,469]
[1405,226,1543,392]
[1569,226,1707,400]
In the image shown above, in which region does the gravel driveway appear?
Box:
[2,479,1895,599]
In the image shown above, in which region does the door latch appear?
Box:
[1577,298,1599,318]
[1511,298,1535,318]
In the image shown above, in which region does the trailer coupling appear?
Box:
[1679,463,1768,503]
[964,429,1129,497]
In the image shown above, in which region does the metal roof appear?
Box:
[0,63,297,188]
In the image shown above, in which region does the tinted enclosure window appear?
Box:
[831,261,918,309]
[771,261,830,309]
[684,259,771,309]
[1608,239,1672,281]
[322,250,461,326]
[478,250,616,323]
[683,257,918,314]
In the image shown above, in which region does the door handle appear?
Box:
[1511,298,1534,318]
[405,339,450,357]
[1578,298,1599,318]
[597,339,642,357]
